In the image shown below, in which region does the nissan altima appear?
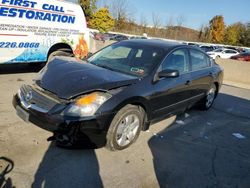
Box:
[13,40,223,151]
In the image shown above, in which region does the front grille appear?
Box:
[19,85,58,113]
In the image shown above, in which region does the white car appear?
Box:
[207,48,239,59]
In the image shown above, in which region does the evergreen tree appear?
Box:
[88,8,115,32]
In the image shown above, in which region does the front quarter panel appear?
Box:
[96,78,153,123]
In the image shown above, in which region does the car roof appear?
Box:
[221,48,237,51]
[200,45,213,48]
[119,39,186,50]
[115,39,209,56]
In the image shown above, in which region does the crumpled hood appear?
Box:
[36,57,138,99]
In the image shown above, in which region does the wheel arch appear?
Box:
[113,96,152,131]
[213,82,219,97]
[47,43,73,60]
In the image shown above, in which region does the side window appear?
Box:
[162,49,189,74]
[225,50,237,54]
[190,49,210,71]
[135,49,143,57]
[230,50,237,54]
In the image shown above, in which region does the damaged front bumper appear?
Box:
[12,92,115,148]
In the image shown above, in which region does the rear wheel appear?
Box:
[106,105,144,151]
[200,84,217,110]
[47,50,73,63]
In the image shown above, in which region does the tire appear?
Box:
[200,83,217,110]
[106,105,144,151]
[47,50,73,63]
[215,55,220,60]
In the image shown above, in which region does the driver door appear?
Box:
[149,48,192,118]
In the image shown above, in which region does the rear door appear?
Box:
[149,48,192,118]
[188,49,214,105]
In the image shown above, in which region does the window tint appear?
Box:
[135,49,143,57]
[162,49,189,74]
[131,48,165,71]
[224,50,237,54]
[214,49,223,52]
[102,46,131,59]
[88,44,165,77]
[190,49,210,71]
[200,46,214,52]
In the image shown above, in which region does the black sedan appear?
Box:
[13,40,223,151]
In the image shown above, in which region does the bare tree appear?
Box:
[196,23,211,42]
[176,15,186,27]
[140,13,148,33]
[152,12,162,28]
[166,16,175,28]
[109,0,130,20]
[140,13,148,27]
[199,24,205,39]
[165,16,175,38]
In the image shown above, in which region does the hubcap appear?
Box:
[206,87,215,108]
[116,114,140,147]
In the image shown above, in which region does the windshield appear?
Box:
[87,43,166,77]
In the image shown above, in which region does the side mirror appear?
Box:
[158,69,179,78]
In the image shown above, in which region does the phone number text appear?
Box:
[0,42,40,48]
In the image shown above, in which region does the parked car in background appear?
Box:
[110,35,129,42]
[199,45,215,53]
[207,48,239,59]
[230,53,250,61]
[237,48,250,53]
[130,36,148,40]
[224,46,239,52]
[13,40,223,151]
[93,33,109,42]
[187,42,200,47]
[104,33,117,41]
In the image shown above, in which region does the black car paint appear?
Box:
[37,57,139,99]
[13,40,223,148]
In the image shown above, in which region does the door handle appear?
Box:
[185,80,191,85]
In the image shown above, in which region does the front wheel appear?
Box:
[106,105,144,151]
[200,84,217,110]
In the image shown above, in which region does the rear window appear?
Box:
[190,49,210,71]
[225,50,237,54]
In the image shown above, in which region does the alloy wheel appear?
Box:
[116,114,140,147]
[206,87,216,108]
